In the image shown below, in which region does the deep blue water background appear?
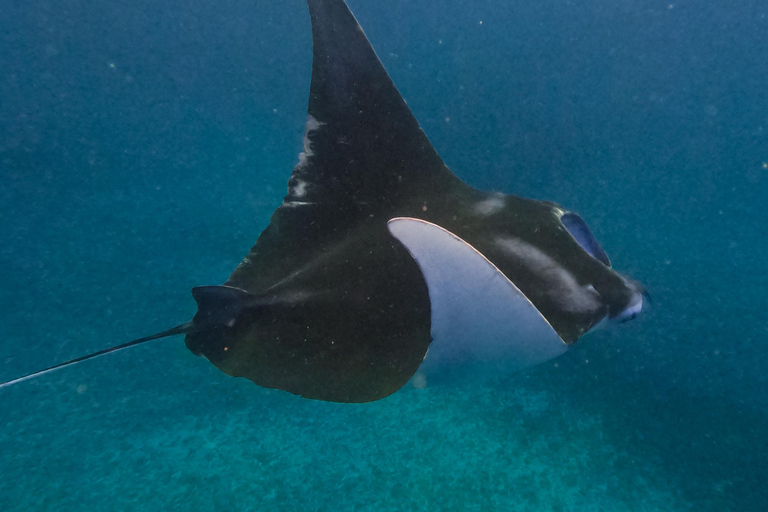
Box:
[1,0,766,510]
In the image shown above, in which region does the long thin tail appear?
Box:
[0,322,195,390]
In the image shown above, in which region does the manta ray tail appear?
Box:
[0,322,195,390]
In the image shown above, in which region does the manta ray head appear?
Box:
[558,210,646,324]
[455,194,645,343]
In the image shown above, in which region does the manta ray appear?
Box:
[1,0,645,402]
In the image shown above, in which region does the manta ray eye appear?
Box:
[561,212,611,267]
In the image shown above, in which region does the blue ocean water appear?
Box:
[1,0,766,510]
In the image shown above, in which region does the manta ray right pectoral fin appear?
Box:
[387,217,567,381]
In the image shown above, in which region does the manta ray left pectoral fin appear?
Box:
[227,0,464,293]
[282,0,458,209]
[387,218,567,381]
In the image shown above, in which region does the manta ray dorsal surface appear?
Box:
[387,218,568,382]
[1,0,645,402]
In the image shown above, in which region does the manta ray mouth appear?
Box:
[613,278,648,323]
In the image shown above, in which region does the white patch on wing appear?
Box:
[282,200,315,208]
[284,176,313,205]
[495,236,603,315]
[296,114,325,169]
[284,115,325,207]
[473,194,505,217]
[292,179,308,198]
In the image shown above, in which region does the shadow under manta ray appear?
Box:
[1,0,646,402]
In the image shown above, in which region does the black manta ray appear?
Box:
[1,0,645,402]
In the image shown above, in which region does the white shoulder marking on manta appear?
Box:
[387,217,567,383]
[473,193,505,217]
[494,236,604,315]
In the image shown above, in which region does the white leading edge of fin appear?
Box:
[387,217,567,383]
